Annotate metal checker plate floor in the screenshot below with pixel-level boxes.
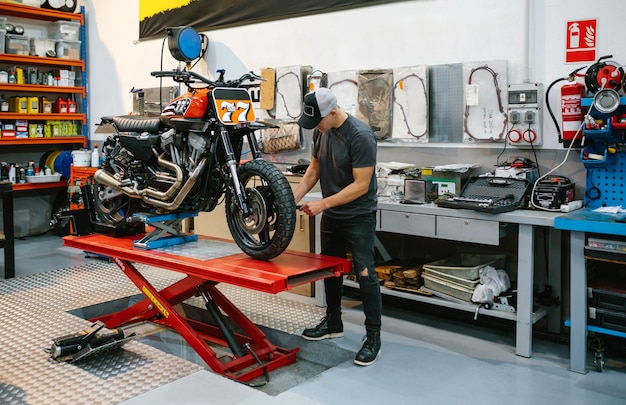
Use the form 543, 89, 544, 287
0, 242, 326, 405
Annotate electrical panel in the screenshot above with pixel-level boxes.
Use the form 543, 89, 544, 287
507, 83, 543, 147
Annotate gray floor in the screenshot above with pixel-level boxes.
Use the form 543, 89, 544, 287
3, 232, 626, 405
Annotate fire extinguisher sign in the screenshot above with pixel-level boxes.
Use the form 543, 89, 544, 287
566, 19, 597, 63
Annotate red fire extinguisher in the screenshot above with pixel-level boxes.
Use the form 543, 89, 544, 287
546, 66, 587, 148
560, 79, 585, 147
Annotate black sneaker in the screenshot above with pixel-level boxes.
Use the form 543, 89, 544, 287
302, 315, 343, 341
354, 331, 381, 366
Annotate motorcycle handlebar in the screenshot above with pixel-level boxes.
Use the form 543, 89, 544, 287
150, 70, 263, 88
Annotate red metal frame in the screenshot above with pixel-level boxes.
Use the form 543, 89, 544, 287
63, 234, 351, 382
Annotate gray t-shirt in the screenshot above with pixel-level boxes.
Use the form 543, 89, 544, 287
313, 114, 378, 219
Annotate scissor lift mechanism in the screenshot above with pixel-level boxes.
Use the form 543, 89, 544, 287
62, 234, 351, 383
129, 212, 198, 250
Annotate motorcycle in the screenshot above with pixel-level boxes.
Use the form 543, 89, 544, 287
89, 27, 296, 261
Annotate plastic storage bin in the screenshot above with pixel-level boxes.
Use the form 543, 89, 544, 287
29, 38, 56, 57
5, 34, 30, 55
48, 21, 80, 41
0, 29, 5, 54
610, 114, 626, 130
55, 40, 81, 60
582, 116, 614, 141
580, 143, 613, 169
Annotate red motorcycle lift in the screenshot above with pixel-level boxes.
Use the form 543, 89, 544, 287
63, 234, 351, 383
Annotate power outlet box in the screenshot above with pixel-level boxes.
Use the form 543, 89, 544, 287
507, 83, 543, 148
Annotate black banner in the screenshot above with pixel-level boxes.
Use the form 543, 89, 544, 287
139, 0, 411, 40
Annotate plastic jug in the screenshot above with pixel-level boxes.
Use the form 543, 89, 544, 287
53, 96, 67, 113
91, 144, 99, 167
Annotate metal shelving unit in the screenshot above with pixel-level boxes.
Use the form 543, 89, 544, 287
0, 3, 87, 191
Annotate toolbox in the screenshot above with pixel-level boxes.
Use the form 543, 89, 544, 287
587, 272, 626, 312
438, 177, 531, 214
588, 306, 626, 333
588, 287, 626, 312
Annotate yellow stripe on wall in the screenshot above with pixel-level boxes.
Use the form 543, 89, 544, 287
139, 0, 194, 20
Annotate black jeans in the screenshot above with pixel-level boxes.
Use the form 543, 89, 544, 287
320, 211, 381, 332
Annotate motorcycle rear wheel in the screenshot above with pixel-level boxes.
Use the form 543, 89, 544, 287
226, 160, 296, 261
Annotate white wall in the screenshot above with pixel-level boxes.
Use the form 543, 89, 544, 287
83, 0, 625, 152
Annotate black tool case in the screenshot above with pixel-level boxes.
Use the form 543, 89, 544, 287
438, 177, 531, 214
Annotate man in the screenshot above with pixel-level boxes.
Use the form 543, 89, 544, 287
293, 87, 382, 366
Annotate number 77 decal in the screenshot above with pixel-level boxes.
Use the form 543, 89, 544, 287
212, 88, 256, 124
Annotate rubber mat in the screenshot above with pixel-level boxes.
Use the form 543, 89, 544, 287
0, 260, 327, 405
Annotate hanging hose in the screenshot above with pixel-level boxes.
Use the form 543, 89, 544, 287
545, 66, 587, 143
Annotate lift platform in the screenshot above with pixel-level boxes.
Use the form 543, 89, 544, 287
62, 233, 351, 383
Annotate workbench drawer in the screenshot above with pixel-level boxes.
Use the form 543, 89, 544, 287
379, 210, 436, 237
436, 216, 500, 245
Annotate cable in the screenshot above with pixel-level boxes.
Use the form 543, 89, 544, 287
545, 76, 566, 140
584, 168, 601, 201
527, 123, 541, 178
529, 88, 604, 211
189, 33, 210, 71
496, 123, 510, 166
529, 125, 580, 212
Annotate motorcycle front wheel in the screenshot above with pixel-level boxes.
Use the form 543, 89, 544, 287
226, 160, 296, 261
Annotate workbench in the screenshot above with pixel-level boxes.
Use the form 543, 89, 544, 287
554, 208, 626, 373
305, 193, 563, 358
63, 233, 351, 382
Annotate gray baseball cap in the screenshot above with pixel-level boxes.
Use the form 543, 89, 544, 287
298, 88, 337, 129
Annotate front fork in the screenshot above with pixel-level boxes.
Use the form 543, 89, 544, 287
219, 127, 250, 215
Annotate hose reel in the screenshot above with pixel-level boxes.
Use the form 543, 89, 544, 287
585, 55, 624, 93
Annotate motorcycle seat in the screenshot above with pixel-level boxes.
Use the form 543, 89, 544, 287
101, 115, 163, 134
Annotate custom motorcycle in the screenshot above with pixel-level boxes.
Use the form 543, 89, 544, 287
90, 27, 296, 260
